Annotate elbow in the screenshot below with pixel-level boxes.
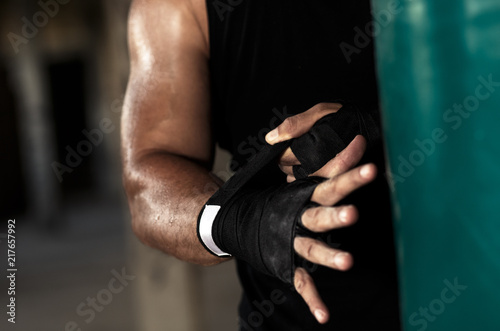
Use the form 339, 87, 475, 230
129, 206, 147, 245
127, 195, 165, 253
122, 165, 151, 247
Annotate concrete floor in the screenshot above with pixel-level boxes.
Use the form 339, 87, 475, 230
0, 194, 241, 331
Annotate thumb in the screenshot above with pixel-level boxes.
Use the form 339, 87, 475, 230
265, 103, 341, 145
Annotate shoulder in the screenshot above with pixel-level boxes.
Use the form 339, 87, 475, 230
128, 0, 209, 65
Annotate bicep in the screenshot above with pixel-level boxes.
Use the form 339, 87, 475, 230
122, 0, 212, 167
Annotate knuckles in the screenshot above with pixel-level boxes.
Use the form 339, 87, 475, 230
294, 268, 312, 294
302, 207, 323, 230
281, 116, 299, 134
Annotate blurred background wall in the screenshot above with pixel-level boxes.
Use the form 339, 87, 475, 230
0, 1, 240, 330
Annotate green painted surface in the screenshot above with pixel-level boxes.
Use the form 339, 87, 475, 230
372, 1, 500, 330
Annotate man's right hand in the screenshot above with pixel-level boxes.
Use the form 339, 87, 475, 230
265, 103, 377, 324
294, 159, 376, 324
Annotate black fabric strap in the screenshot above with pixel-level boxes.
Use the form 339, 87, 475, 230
290, 103, 380, 179
197, 103, 380, 285
212, 177, 323, 284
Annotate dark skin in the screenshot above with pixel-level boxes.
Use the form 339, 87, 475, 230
122, 0, 377, 324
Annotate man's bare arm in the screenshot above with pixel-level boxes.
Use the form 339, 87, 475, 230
121, 0, 224, 266
122, 0, 379, 323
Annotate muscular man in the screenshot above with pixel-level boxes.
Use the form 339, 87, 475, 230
121, 0, 400, 329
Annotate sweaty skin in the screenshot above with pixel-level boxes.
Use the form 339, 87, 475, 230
121, 0, 376, 324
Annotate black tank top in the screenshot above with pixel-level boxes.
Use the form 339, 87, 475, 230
206, 1, 401, 330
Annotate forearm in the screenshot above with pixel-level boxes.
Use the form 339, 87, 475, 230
123, 152, 227, 266
123, 0, 215, 265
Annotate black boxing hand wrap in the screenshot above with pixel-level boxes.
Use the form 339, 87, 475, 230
197, 102, 380, 285
213, 177, 324, 284
197, 141, 291, 258
290, 103, 380, 179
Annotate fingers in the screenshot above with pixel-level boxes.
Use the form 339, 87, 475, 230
294, 267, 330, 324
278, 147, 299, 181
277, 164, 297, 182
301, 205, 358, 232
279, 147, 299, 166
312, 135, 367, 179
294, 237, 353, 271
279, 135, 367, 182
311, 163, 377, 206
265, 103, 342, 145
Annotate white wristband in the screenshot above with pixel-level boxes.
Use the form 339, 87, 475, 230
199, 205, 231, 257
